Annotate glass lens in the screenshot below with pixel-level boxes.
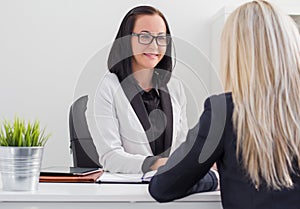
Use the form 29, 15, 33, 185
157, 36, 170, 46
139, 34, 153, 44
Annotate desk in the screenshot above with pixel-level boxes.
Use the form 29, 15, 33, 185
0, 183, 222, 209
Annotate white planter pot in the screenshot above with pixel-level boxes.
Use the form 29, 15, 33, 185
0, 146, 43, 191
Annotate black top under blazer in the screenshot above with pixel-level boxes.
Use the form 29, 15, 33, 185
149, 93, 300, 209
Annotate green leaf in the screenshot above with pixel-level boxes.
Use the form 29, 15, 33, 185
0, 117, 50, 147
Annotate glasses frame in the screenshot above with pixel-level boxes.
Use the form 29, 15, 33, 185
132, 32, 171, 46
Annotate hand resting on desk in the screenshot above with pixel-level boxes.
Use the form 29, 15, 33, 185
150, 157, 168, 171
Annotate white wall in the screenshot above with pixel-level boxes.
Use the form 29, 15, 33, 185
1, 0, 299, 167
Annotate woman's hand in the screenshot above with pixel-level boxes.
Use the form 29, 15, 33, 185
150, 157, 168, 170
211, 163, 220, 190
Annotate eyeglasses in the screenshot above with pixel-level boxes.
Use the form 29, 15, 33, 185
132, 32, 171, 46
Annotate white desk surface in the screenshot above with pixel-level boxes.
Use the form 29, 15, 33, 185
0, 182, 221, 202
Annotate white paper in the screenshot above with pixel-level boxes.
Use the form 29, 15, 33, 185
97, 171, 157, 183
97, 172, 143, 183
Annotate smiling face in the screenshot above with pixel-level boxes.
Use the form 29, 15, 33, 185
131, 14, 167, 73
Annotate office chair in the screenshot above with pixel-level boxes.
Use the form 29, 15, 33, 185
69, 95, 102, 168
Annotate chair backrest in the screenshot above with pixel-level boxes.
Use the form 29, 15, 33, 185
69, 95, 102, 168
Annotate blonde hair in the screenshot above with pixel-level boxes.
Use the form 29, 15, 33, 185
221, 0, 300, 189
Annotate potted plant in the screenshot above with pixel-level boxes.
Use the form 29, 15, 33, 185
0, 117, 50, 191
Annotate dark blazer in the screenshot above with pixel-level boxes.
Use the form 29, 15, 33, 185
149, 93, 300, 209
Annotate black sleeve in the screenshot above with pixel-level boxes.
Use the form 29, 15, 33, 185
149, 95, 227, 202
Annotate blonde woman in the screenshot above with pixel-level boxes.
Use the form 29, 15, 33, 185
149, 1, 300, 208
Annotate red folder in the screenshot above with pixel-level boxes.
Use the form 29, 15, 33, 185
39, 170, 103, 183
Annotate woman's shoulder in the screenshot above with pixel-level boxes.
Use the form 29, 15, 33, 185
95, 72, 121, 97
97, 72, 121, 90
100, 72, 120, 86
167, 76, 183, 88
205, 92, 233, 115
166, 76, 185, 97
208, 92, 232, 103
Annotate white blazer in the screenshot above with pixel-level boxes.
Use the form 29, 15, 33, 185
86, 72, 188, 173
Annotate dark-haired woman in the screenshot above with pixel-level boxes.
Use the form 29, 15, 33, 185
86, 5, 218, 192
